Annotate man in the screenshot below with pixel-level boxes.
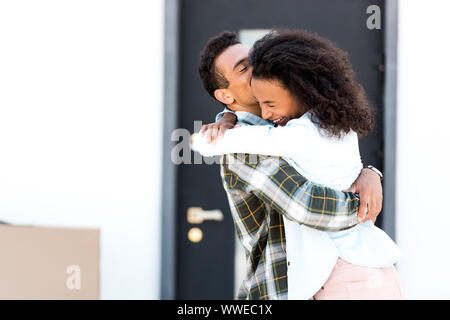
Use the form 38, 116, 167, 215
195, 31, 383, 299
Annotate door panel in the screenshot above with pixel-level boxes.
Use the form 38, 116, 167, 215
176, 0, 385, 299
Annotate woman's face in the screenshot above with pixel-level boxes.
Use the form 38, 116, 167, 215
251, 78, 306, 126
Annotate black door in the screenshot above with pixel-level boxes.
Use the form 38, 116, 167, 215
175, 0, 385, 299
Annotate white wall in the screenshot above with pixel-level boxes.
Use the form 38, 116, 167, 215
0, 0, 164, 299
396, 0, 450, 299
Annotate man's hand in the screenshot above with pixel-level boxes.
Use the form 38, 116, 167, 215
200, 112, 238, 143
344, 168, 383, 224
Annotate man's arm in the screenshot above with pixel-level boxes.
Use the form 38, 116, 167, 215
222, 153, 363, 232
344, 168, 383, 223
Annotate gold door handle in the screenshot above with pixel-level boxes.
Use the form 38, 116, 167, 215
187, 207, 224, 224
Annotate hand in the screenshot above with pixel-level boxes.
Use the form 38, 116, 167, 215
200, 112, 237, 144
343, 168, 383, 224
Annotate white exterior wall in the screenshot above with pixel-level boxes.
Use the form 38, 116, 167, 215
396, 0, 450, 299
0, 0, 164, 299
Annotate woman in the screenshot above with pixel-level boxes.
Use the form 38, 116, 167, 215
193, 29, 403, 300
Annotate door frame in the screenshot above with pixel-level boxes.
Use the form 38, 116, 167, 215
381, 0, 398, 240
160, 0, 179, 300
160, 0, 398, 300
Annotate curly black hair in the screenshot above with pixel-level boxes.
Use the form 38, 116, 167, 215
197, 31, 240, 100
250, 29, 374, 137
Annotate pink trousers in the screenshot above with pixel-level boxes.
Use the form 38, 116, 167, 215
313, 258, 404, 300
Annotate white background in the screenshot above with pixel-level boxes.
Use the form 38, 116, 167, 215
396, 0, 450, 299
0, 0, 164, 299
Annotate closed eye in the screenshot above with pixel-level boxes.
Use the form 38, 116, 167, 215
240, 66, 248, 73
262, 100, 276, 107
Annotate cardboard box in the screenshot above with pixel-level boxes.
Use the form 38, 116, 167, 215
0, 223, 100, 300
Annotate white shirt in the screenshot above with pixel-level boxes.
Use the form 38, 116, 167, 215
193, 111, 402, 299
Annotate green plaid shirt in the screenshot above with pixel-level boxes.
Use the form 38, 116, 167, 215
219, 111, 360, 300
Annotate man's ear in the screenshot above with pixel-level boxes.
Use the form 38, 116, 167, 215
214, 89, 234, 105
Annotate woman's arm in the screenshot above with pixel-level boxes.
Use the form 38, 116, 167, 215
199, 112, 238, 143
192, 121, 319, 162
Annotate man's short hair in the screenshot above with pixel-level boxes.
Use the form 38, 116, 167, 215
197, 31, 240, 99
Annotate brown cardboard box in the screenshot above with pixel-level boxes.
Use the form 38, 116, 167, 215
0, 224, 100, 300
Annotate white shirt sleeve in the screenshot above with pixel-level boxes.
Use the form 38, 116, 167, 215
191, 119, 320, 163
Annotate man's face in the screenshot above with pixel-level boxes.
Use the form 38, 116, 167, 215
215, 44, 259, 111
